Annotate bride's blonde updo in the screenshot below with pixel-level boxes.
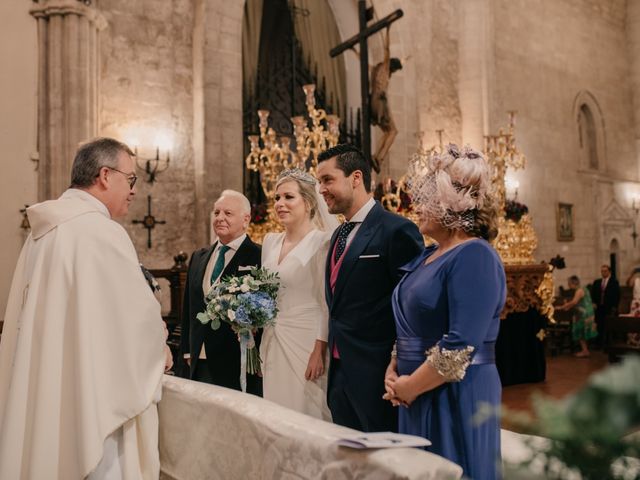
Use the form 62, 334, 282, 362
275, 168, 319, 221
407, 143, 498, 241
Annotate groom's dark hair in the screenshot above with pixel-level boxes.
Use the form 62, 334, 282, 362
317, 144, 372, 193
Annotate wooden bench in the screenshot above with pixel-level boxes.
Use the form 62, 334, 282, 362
545, 290, 575, 356
149, 252, 188, 371
604, 315, 640, 362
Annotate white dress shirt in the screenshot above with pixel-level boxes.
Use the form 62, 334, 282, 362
343, 197, 375, 249
201, 233, 247, 294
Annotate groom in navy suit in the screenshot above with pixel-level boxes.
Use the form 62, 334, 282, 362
317, 144, 424, 432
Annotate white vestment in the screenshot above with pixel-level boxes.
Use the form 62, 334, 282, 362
260, 230, 332, 420
0, 189, 166, 480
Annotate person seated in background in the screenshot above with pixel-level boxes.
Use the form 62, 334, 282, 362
624, 268, 640, 346
556, 275, 598, 357
625, 267, 640, 316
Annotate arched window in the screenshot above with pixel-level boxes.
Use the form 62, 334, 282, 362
578, 104, 599, 170
573, 91, 606, 171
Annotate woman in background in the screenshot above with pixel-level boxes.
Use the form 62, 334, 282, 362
556, 275, 597, 357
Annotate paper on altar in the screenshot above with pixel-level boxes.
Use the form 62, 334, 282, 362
337, 432, 431, 449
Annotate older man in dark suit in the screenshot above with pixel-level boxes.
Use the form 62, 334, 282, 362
317, 144, 424, 432
180, 190, 262, 395
591, 264, 620, 347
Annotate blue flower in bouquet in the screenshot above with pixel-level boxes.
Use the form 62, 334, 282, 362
234, 305, 252, 326
246, 291, 276, 314
196, 266, 281, 390
198, 267, 280, 332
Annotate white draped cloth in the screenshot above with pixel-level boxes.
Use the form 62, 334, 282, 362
260, 229, 332, 420
0, 189, 166, 480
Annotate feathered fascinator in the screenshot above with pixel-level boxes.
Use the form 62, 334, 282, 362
406, 143, 491, 230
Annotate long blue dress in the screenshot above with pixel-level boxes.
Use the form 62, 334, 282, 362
392, 239, 506, 480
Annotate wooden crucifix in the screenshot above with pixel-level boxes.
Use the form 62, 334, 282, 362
330, 1, 403, 173
132, 195, 166, 248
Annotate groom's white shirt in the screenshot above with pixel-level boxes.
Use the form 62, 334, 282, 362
343, 197, 375, 248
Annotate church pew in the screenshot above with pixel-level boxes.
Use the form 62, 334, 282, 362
158, 375, 463, 480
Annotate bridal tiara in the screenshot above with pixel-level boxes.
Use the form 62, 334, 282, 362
277, 168, 317, 185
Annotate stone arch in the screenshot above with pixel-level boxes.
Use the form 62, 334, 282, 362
573, 90, 606, 172
195, 0, 412, 245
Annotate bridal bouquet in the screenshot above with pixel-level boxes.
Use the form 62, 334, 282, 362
197, 267, 280, 392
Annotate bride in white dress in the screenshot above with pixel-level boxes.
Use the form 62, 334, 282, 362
260, 169, 338, 420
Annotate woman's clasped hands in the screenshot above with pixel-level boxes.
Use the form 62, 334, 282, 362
383, 359, 420, 407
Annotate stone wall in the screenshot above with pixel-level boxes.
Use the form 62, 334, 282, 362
0, 1, 38, 320
489, 0, 638, 286
99, 0, 198, 268
3, 0, 640, 320
361, 0, 463, 182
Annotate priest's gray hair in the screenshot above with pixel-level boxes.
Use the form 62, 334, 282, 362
71, 137, 134, 188
217, 189, 251, 214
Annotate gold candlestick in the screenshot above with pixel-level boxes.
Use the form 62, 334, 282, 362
245, 85, 341, 241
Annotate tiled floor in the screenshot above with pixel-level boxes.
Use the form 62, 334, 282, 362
501, 351, 609, 420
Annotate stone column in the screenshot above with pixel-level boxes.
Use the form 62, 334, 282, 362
627, 0, 640, 176
197, 0, 244, 246
458, 0, 495, 148
30, 0, 106, 201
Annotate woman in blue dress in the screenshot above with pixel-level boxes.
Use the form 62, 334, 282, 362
384, 144, 506, 480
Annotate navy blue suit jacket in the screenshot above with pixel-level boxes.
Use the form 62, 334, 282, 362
325, 201, 424, 431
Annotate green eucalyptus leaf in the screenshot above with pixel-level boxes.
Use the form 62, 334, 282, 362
196, 312, 209, 325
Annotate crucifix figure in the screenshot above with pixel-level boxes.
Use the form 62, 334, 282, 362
132, 195, 166, 248
330, 1, 404, 174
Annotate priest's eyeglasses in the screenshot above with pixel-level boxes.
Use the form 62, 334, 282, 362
104, 167, 138, 189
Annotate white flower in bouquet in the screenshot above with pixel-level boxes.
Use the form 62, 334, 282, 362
196, 267, 280, 392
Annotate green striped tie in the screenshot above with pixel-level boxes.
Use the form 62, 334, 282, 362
210, 245, 230, 284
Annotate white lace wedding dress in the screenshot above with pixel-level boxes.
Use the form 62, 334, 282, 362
260, 229, 332, 420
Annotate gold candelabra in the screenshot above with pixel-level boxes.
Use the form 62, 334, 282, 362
245, 84, 340, 241
484, 111, 526, 214
292, 84, 341, 176
484, 112, 554, 322
485, 112, 537, 265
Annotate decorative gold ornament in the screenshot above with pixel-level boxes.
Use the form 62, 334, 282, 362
502, 264, 550, 319
245, 84, 340, 242
536, 329, 547, 342
484, 112, 555, 323
485, 112, 538, 265
536, 264, 556, 324
493, 215, 538, 265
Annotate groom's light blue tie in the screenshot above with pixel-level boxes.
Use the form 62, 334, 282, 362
210, 245, 231, 285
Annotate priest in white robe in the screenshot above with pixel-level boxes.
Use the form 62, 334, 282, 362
0, 137, 170, 479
